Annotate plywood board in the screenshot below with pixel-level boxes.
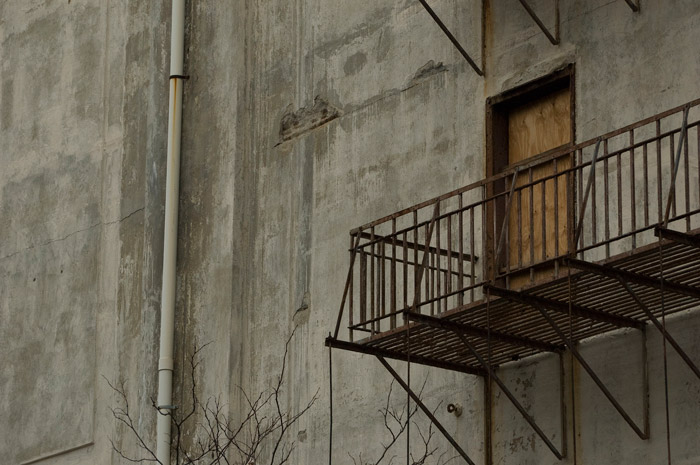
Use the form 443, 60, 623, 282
506, 88, 571, 287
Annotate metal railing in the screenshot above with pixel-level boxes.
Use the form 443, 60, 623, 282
333, 98, 700, 342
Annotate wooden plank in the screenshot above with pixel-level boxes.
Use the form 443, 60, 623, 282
507, 87, 572, 288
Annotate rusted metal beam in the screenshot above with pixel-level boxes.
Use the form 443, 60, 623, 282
615, 279, 700, 380
416, 0, 484, 76
623, 0, 640, 12
485, 285, 644, 329
654, 227, 700, 249
406, 311, 563, 353
451, 331, 565, 459
517, 0, 560, 45
532, 302, 649, 440
325, 337, 485, 376
565, 257, 700, 300
376, 356, 478, 465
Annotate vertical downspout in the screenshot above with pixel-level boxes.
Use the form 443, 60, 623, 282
156, 0, 185, 463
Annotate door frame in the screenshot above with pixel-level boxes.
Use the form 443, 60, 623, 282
484, 64, 576, 283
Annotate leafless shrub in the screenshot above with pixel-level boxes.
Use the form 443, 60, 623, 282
106, 327, 318, 465
348, 379, 457, 465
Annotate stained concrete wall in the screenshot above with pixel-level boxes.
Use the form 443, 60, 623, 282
1, 1, 168, 463
1, 1, 699, 464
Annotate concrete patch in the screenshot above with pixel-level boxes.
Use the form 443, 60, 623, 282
279, 96, 341, 143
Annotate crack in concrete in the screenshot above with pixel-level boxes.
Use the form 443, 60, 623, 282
0, 206, 145, 262
341, 65, 449, 118
274, 64, 450, 148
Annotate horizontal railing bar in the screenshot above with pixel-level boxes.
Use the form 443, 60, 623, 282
354, 119, 699, 249
351, 99, 700, 233
357, 249, 472, 278
357, 231, 477, 262
350, 282, 486, 329
349, 307, 406, 329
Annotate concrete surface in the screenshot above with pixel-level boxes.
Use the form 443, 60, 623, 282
1, 0, 699, 464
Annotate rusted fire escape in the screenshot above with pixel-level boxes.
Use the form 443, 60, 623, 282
326, 2, 697, 464
326, 99, 700, 463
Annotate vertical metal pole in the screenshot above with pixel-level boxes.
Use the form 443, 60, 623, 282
559, 352, 568, 458
328, 343, 333, 465
484, 375, 493, 465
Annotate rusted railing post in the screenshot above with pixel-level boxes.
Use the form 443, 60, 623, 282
409, 202, 441, 318
663, 106, 690, 228
494, 167, 520, 278
572, 139, 602, 252
334, 233, 362, 339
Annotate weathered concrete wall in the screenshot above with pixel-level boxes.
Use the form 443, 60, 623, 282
1, 1, 169, 464
1, 1, 699, 464
221, 1, 700, 464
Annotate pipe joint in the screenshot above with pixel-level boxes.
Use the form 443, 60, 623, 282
159, 357, 174, 371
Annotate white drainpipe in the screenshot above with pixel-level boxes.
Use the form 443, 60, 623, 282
156, 0, 185, 463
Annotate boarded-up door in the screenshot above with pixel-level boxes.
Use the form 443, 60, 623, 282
506, 87, 572, 287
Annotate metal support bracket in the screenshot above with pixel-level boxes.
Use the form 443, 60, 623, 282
417, 0, 484, 76
450, 330, 566, 459
376, 356, 478, 465
526, 300, 649, 440
614, 279, 700, 380
517, 0, 560, 45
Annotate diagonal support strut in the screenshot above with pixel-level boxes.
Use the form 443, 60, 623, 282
614, 279, 700, 380
376, 356, 477, 465
623, 0, 640, 12
529, 301, 649, 439
416, 0, 484, 76
450, 330, 565, 459
517, 0, 560, 45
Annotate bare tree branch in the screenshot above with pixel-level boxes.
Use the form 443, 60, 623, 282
106, 328, 316, 465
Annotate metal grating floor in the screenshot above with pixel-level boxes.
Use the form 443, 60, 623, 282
353, 229, 700, 374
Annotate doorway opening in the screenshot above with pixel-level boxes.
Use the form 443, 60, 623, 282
486, 65, 575, 288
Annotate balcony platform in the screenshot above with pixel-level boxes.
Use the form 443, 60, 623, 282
328, 227, 700, 375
